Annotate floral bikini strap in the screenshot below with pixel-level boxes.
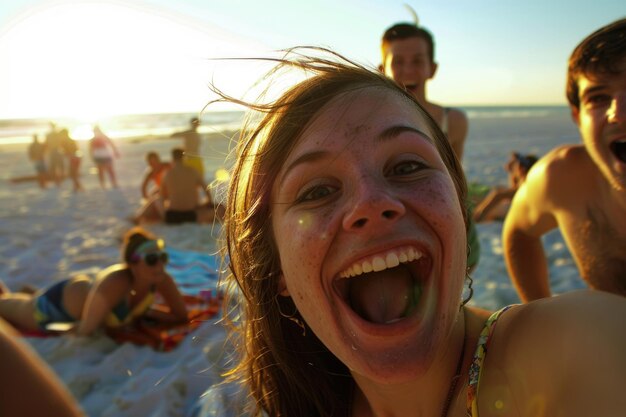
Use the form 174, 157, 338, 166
466, 305, 514, 416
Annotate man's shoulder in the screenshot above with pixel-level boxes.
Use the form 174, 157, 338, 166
540, 145, 597, 184
520, 144, 598, 210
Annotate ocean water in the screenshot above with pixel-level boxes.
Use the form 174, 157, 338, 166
0, 110, 246, 144
0, 105, 580, 181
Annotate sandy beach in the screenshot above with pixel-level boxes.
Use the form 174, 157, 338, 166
0, 108, 586, 416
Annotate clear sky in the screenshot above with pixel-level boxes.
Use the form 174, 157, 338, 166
0, 0, 624, 119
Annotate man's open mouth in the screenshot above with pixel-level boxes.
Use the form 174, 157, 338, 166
610, 139, 626, 163
334, 246, 431, 324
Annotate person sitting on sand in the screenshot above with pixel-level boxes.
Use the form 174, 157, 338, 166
89, 125, 120, 188
212, 48, 626, 417
141, 152, 171, 199
133, 152, 171, 224
161, 148, 222, 224
171, 117, 204, 179
503, 18, 626, 302
0, 227, 187, 336
28, 134, 48, 189
472, 152, 538, 222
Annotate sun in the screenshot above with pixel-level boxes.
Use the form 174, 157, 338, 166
0, 1, 270, 120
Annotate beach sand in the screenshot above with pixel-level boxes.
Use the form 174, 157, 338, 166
0, 114, 586, 416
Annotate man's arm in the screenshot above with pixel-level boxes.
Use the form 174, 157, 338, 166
502, 161, 558, 302
140, 171, 153, 199
202, 182, 214, 206
472, 186, 516, 222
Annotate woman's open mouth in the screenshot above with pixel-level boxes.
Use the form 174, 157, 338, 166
334, 246, 432, 325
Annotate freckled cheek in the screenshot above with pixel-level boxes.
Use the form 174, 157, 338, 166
411, 182, 464, 230
276, 210, 336, 288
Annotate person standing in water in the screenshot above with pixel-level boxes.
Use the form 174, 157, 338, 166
89, 125, 120, 188
28, 134, 48, 189
171, 117, 204, 179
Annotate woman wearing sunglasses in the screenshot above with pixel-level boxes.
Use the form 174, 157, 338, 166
0, 227, 188, 336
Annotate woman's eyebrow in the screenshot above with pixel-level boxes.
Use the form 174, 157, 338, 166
379, 125, 429, 141
279, 150, 330, 185
278, 125, 429, 185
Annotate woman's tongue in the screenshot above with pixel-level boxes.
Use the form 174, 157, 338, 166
349, 266, 413, 324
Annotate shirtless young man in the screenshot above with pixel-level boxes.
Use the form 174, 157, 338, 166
503, 18, 626, 302
379, 23, 479, 270
379, 23, 468, 160
161, 148, 219, 224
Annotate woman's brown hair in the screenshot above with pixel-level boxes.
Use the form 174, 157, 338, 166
215, 47, 468, 416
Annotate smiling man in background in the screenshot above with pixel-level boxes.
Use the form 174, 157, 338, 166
503, 18, 626, 302
379, 22, 480, 272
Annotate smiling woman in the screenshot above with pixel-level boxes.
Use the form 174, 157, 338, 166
213, 48, 626, 417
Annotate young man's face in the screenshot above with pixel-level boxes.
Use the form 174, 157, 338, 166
382, 37, 437, 96
572, 59, 626, 191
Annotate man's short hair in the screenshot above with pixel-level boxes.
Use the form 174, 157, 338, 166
381, 23, 435, 63
171, 147, 185, 161
566, 18, 626, 109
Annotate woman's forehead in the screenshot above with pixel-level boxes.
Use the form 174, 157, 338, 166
295, 87, 430, 147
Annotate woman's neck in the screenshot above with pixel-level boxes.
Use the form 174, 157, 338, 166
126, 267, 153, 298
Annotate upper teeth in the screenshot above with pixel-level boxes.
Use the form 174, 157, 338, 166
339, 246, 423, 278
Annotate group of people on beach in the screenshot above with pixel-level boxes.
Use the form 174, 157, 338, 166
1, 14, 625, 417
133, 117, 224, 225
27, 123, 120, 191
26, 115, 224, 226
27, 123, 84, 191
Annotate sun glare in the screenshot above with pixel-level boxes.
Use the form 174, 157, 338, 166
70, 124, 95, 141
0, 1, 269, 120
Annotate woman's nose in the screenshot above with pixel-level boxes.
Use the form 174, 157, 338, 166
342, 180, 406, 231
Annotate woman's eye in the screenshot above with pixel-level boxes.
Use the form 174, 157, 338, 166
390, 160, 425, 176
296, 184, 335, 203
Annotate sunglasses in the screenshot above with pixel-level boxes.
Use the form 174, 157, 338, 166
135, 251, 169, 266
